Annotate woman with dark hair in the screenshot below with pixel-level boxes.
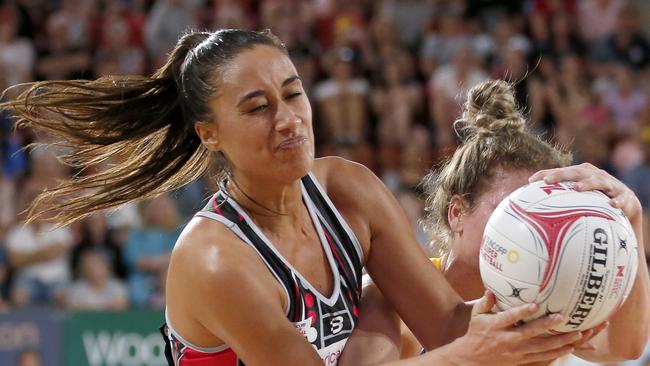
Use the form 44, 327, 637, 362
2, 30, 585, 365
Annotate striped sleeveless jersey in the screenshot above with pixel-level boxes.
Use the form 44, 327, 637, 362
161, 172, 364, 366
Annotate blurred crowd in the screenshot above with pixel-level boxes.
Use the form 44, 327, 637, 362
0, 0, 648, 314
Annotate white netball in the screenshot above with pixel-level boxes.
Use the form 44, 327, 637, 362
479, 180, 638, 332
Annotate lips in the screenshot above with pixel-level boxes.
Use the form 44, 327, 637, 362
277, 136, 308, 150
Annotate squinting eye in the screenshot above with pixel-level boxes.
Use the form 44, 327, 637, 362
286, 92, 303, 99
249, 105, 268, 113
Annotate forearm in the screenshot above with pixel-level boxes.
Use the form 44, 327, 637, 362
368, 255, 469, 350
375, 337, 475, 366
9, 249, 51, 267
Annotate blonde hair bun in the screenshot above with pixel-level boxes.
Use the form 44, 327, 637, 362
457, 79, 525, 137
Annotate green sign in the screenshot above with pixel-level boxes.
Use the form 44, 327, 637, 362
64, 310, 166, 366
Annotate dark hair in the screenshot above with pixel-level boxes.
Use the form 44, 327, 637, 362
1, 29, 286, 225
421, 80, 572, 256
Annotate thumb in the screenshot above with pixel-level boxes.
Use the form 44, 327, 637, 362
472, 290, 496, 316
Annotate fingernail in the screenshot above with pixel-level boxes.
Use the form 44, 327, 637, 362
527, 303, 538, 311
553, 314, 566, 323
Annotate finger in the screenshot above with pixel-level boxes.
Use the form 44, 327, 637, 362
519, 331, 583, 354
572, 329, 594, 349
472, 290, 496, 316
610, 193, 641, 220
590, 321, 609, 339
529, 169, 558, 183
575, 322, 609, 351
573, 175, 618, 196
512, 313, 566, 339
529, 164, 596, 184
522, 345, 575, 364
492, 302, 539, 328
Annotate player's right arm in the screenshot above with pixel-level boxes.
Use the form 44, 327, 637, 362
167, 218, 324, 366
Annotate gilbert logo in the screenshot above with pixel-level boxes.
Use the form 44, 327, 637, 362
294, 318, 317, 343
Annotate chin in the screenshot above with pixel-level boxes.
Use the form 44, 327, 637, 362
277, 154, 314, 182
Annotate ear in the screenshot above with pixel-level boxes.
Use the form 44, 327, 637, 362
194, 121, 220, 152
448, 195, 468, 235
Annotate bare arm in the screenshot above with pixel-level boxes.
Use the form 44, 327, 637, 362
8, 244, 68, 268
328, 160, 468, 349
530, 163, 650, 361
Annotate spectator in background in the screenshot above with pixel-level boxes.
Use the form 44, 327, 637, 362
379, 0, 435, 51
124, 194, 180, 308
362, 15, 414, 83
617, 137, 650, 222
6, 189, 73, 307
0, 5, 35, 87
578, 0, 624, 44
144, 0, 197, 68
93, 15, 146, 76
35, 11, 93, 80
70, 213, 127, 280
591, 3, 650, 71
541, 54, 595, 145
66, 249, 127, 310
15, 350, 42, 366
314, 47, 369, 145
260, 0, 315, 52
212, 0, 254, 30
602, 63, 647, 137
398, 125, 433, 189
429, 42, 488, 148
481, 14, 531, 72
377, 143, 402, 193
396, 189, 427, 246
546, 11, 585, 60
370, 58, 422, 145
48, 0, 95, 49
314, 0, 365, 50
420, 10, 471, 78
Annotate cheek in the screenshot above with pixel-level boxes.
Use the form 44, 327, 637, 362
463, 208, 493, 258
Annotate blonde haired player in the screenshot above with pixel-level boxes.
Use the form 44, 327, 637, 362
340, 80, 650, 366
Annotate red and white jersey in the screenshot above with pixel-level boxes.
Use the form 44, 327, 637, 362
161, 172, 364, 366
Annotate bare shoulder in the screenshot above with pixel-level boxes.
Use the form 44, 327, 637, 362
312, 157, 389, 257
312, 156, 390, 214
167, 217, 287, 317
313, 156, 380, 194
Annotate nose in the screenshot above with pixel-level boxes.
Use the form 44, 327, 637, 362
274, 99, 301, 133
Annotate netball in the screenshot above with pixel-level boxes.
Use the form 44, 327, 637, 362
480, 180, 638, 332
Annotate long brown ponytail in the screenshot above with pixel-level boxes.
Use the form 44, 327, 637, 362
1, 29, 286, 225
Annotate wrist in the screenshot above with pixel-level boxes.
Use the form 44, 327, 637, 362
437, 337, 477, 366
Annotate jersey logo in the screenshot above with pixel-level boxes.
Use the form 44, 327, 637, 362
295, 318, 318, 343
330, 316, 344, 335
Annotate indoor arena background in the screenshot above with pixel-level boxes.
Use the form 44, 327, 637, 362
0, 0, 649, 365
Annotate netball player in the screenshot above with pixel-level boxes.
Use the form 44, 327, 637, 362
340, 80, 650, 365
2, 31, 587, 365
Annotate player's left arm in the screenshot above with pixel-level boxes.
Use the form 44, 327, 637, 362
530, 163, 650, 362
323, 157, 471, 350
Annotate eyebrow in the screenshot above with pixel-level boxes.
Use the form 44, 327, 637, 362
237, 75, 301, 106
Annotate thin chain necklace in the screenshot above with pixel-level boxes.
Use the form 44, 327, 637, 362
219, 177, 290, 217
